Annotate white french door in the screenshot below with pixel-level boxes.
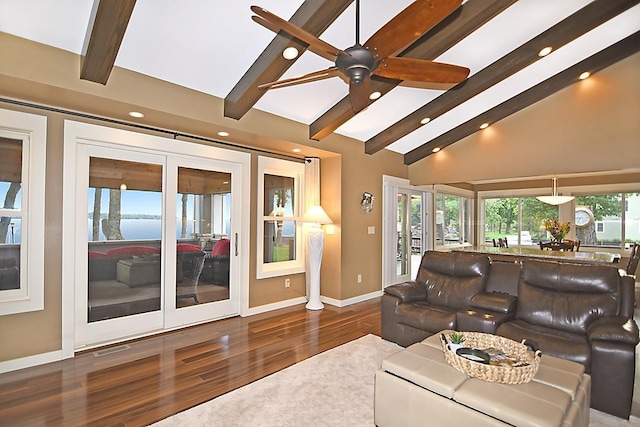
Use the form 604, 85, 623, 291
382, 176, 433, 288
66, 122, 249, 350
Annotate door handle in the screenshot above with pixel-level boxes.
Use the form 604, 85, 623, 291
235, 233, 238, 256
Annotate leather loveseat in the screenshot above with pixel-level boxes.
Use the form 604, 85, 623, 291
381, 250, 639, 419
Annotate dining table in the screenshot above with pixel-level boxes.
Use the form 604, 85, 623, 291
453, 246, 621, 266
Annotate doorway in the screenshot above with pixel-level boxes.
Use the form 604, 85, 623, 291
63, 121, 250, 350
382, 176, 433, 288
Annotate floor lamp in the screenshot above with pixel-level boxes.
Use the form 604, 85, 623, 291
301, 205, 332, 310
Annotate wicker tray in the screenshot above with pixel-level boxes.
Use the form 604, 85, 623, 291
440, 332, 542, 384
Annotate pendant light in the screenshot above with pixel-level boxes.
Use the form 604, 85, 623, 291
536, 177, 574, 205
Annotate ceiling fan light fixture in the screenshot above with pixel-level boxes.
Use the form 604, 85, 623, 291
420, 117, 431, 125
579, 71, 591, 80
538, 46, 553, 57
536, 177, 575, 205
282, 47, 299, 60
369, 91, 381, 100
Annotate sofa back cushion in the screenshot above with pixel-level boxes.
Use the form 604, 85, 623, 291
485, 261, 521, 296
517, 260, 620, 335
417, 251, 490, 309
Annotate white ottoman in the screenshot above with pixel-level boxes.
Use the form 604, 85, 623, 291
375, 330, 590, 427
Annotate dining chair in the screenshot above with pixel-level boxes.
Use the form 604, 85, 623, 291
563, 239, 581, 252
492, 238, 498, 248
540, 241, 575, 251
499, 237, 508, 248
627, 242, 640, 275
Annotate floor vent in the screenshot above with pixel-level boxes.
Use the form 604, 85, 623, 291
93, 344, 131, 357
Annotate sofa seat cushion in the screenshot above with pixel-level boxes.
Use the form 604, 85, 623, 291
497, 320, 591, 371
397, 302, 457, 333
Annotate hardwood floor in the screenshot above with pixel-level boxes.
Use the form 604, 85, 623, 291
0, 298, 382, 427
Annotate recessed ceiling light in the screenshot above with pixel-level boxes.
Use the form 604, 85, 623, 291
538, 46, 553, 57
128, 111, 144, 118
223, 181, 229, 185
217, 131, 230, 137
579, 71, 591, 80
369, 91, 381, 100
420, 117, 431, 125
282, 47, 299, 60
292, 148, 302, 153
480, 122, 489, 129
120, 183, 127, 190
432, 147, 441, 153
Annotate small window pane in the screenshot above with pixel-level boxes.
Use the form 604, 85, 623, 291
0, 138, 22, 291
436, 193, 471, 246
625, 193, 640, 246
263, 220, 297, 262
575, 194, 622, 247
264, 174, 294, 217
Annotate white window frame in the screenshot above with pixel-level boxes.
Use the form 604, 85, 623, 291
256, 156, 305, 279
0, 109, 46, 315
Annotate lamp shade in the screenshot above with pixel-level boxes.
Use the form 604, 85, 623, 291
536, 177, 574, 205
301, 205, 332, 224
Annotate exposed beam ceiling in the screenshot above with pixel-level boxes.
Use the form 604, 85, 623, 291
223, 0, 353, 120
367, 0, 639, 156
80, 0, 136, 85
404, 31, 640, 164
309, 0, 517, 141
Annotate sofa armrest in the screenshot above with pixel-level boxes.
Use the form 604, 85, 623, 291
384, 281, 427, 303
588, 316, 640, 346
469, 292, 517, 314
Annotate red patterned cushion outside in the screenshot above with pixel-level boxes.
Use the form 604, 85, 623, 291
105, 246, 160, 258
177, 243, 202, 253
211, 238, 230, 256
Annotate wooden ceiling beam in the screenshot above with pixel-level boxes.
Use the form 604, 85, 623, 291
309, 0, 517, 141
224, 0, 353, 121
404, 31, 640, 165
367, 0, 639, 155
80, 0, 137, 85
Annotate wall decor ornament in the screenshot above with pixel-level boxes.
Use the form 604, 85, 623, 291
361, 192, 374, 214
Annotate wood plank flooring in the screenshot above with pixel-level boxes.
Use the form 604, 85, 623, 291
0, 298, 382, 427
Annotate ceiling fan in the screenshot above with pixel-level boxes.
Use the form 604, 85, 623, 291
251, 0, 470, 113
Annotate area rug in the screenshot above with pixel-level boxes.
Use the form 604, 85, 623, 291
152, 334, 640, 426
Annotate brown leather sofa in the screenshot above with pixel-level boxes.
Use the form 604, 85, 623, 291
381, 250, 639, 419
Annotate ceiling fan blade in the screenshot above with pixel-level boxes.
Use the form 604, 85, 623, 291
251, 16, 336, 62
258, 67, 341, 90
374, 57, 470, 83
251, 5, 347, 60
364, 0, 462, 60
349, 75, 371, 113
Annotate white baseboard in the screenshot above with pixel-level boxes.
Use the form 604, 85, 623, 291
321, 290, 382, 308
243, 296, 308, 316
0, 350, 63, 374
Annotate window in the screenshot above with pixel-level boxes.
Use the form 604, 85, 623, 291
575, 193, 639, 248
483, 197, 558, 246
435, 193, 472, 247
0, 109, 46, 315
257, 157, 305, 278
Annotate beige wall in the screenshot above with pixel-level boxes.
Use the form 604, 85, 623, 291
408, 52, 640, 185
0, 33, 408, 362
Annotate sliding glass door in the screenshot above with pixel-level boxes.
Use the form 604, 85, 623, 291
74, 141, 245, 347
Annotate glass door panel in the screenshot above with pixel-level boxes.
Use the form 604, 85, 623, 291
87, 157, 164, 322
164, 157, 241, 328
396, 190, 426, 283
175, 167, 231, 309
76, 146, 166, 347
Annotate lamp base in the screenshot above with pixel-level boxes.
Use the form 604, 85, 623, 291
305, 300, 324, 310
